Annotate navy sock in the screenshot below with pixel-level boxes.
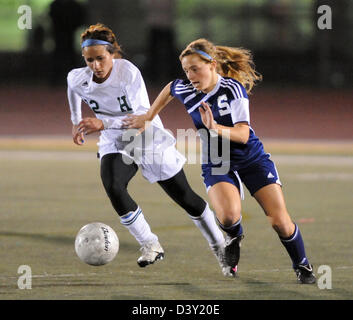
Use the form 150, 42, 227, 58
280, 223, 309, 268
218, 217, 243, 238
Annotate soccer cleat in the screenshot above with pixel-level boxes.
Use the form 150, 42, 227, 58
294, 264, 316, 284
137, 240, 164, 267
211, 243, 234, 277
224, 234, 244, 277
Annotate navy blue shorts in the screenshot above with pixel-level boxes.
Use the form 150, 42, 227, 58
202, 154, 282, 197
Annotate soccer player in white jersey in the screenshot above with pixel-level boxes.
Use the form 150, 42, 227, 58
124, 38, 316, 283
67, 24, 235, 275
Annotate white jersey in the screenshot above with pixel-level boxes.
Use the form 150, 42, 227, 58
67, 59, 185, 182
67, 58, 164, 127
67, 59, 168, 150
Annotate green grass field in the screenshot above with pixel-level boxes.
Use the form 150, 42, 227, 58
0, 139, 352, 300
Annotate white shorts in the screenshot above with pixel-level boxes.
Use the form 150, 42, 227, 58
97, 126, 186, 183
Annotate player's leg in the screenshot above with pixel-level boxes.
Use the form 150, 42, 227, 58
253, 184, 315, 283
100, 153, 138, 215
244, 155, 316, 284
253, 184, 294, 237
100, 152, 164, 267
207, 180, 244, 276
157, 168, 225, 251
208, 181, 242, 230
149, 144, 228, 275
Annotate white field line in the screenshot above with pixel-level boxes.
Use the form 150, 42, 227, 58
0, 266, 352, 280
1, 150, 353, 167
284, 173, 353, 181
271, 155, 353, 167
0, 150, 95, 161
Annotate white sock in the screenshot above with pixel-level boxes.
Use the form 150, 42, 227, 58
120, 207, 158, 245
189, 203, 225, 249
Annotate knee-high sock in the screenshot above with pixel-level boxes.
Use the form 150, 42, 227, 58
189, 203, 225, 249
280, 223, 309, 268
120, 206, 158, 245
217, 216, 243, 238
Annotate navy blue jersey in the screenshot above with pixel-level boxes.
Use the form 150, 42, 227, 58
170, 75, 266, 170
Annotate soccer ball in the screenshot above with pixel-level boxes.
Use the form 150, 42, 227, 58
75, 222, 119, 266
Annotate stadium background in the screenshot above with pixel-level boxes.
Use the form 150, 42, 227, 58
0, 0, 352, 142
0, 0, 352, 301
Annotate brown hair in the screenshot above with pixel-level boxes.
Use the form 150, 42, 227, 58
80, 23, 122, 58
180, 38, 262, 93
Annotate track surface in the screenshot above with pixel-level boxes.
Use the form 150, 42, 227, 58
1, 85, 352, 140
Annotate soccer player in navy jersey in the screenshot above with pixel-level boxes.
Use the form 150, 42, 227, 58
124, 38, 316, 283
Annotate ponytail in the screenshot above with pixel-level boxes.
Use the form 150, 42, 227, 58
215, 46, 262, 93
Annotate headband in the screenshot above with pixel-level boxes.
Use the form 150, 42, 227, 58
81, 39, 112, 48
193, 49, 213, 61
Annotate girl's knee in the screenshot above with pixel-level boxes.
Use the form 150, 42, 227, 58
271, 217, 295, 238
104, 181, 126, 199
216, 208, 241, 227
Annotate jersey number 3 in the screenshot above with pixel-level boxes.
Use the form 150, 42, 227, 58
217, 94, 231, 116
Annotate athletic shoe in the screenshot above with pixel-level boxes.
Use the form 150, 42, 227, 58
211, 243, 234, 277
294, 264, 316, 284
137, 240, 164, 267
224, 234, 244, 277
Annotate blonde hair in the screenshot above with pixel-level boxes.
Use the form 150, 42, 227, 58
180, 38, 262, 93
81, 23, 122, 58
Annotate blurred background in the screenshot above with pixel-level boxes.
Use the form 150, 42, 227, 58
0, 0, 352, 143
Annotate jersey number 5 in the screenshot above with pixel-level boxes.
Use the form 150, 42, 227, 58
217, 94, 231, 116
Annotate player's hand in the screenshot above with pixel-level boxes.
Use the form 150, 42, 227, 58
78, 117, 104, 135
122, 113, 151, 135
199, 102, 217, 130
72, 124, 85, 146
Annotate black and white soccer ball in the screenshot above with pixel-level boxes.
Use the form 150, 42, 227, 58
75, 222, 119, 266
